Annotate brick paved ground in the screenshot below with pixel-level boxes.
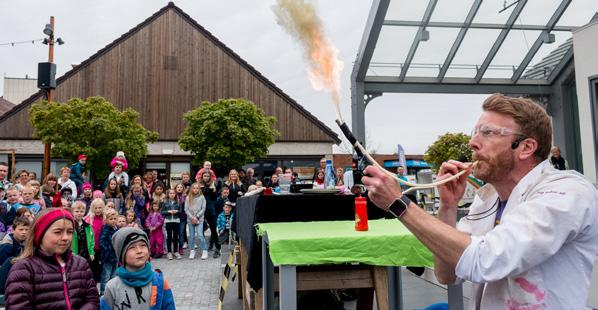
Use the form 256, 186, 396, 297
151, 230, 232, 310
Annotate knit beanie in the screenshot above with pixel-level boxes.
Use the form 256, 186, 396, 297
34, 208, 76, 246
82, 183, 92, 191
112, 227, 149, 265
93, 190, 103, 199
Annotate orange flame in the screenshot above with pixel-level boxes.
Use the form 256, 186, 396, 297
272, 0, 344, 116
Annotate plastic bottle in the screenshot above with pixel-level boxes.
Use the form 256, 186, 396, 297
355, 196, 368, 231
324, 159, 336, 189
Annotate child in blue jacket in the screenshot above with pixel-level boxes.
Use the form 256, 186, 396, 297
217, 202, 235, 245
99, 208, 119, 295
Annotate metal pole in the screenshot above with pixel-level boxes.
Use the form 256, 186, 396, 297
42, 16, 55, 179
262, 236, 274, 310
387, 266, 403, 310
351, 80, 367, 147
447, 284, 464, 310
279, 266, 297, 309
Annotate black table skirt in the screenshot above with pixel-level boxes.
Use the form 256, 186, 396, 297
236, 193, 391, 290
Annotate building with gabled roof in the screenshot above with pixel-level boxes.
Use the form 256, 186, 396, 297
0, 97, 15, 117
0, 2, 340, 183
2, 76, 38, 105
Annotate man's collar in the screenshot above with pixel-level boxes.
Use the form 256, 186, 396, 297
476, 160, 548, 202
508, 160, 549, 200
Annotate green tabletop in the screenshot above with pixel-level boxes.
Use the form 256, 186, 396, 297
256, 219, 433, 267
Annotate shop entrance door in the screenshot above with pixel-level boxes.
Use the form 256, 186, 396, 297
146, 162, 168, 188
170, 163, 191, 188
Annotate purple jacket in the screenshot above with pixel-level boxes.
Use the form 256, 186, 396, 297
5, 249, 99, 309
146, 212, 164, 230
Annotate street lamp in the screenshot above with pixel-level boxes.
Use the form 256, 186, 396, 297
43, 24, 53, 36
38, 16, 64, 179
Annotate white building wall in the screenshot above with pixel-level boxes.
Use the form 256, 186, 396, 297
3, 77, 38, 104
267, 142, 332, 156
0, 139, 332, 157
573, 20, 598, 184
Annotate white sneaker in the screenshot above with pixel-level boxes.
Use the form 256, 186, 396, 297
189, 250, 196, 259
201, 250, 208, 260
183, 242, 188, 249
167, 253, 173, 260
174, 252, 182, 260
194, 244, 198, 249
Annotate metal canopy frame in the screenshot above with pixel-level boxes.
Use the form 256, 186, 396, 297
511, 0, 571, 82
399, 0, 437, 82
438, 0, 482, 81
350, 0, 579, 145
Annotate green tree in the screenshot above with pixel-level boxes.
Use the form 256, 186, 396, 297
424, 132, 472, 172
30, 96, 159, 181
178, 98, 280, 169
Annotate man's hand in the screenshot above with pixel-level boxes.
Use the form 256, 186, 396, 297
436, 160, 472, 211
361, 166, 403, 211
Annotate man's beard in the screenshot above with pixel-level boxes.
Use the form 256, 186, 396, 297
472, 147, 515, 183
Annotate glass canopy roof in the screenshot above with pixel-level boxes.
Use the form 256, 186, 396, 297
363, 0, 595, 84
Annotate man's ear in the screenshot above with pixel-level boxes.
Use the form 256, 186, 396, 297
518, 138, 538, 161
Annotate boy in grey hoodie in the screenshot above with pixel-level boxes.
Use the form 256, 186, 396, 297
100, 227, 175, 310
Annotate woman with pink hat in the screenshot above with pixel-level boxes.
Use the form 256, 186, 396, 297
110, 151, 128, 171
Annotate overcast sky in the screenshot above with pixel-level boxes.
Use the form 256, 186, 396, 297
0, 0, 594, 154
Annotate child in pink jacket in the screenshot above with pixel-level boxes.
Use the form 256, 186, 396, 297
146, 200, 165, 258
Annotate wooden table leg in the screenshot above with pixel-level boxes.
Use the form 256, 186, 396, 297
236, 246, 243, 300
254, 289, 262, 310
239, 243, 250, 310
373, 266, 390, 310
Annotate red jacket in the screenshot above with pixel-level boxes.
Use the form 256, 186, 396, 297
52, 192, 62, 208
195, 168, 217, 182
5, 249, 99, 309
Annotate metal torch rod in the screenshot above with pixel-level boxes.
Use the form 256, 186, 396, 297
334, 119, 476, 194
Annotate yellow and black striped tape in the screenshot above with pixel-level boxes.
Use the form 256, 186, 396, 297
217, 250, 239, 309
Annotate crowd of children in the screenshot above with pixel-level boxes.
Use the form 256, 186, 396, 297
0, 156, 254, 309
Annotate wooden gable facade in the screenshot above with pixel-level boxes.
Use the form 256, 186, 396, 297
0, 2, 339, 144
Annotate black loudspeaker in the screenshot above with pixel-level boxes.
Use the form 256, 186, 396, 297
37, 62, 57, 89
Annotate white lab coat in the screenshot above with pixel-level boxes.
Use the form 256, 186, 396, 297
455, 160, 598, 309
